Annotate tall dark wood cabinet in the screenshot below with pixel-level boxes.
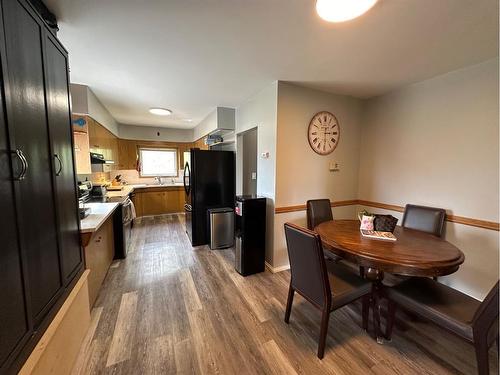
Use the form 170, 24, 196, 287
44, 31, 83, 286
0, 0, 84, 373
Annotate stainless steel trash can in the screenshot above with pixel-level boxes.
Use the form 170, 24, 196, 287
208, 208, 234, 249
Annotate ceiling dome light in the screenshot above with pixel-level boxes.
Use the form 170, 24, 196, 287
149, 107, 172, 116
316, 0, 378, 23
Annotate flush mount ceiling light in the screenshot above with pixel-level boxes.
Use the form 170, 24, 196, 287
149, 107, 172, 116
316, 0, 378, 22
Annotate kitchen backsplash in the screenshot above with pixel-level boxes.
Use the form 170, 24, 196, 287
77, 172, 111, 184
110, 169, 184, 185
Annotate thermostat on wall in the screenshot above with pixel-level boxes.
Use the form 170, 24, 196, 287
329, 161, 340, 171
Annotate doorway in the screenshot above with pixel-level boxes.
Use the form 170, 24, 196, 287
238, 128, 257, 196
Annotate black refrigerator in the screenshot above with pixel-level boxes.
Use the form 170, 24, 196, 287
184, 149, 235, 246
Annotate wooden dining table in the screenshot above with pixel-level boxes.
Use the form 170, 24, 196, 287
315, 219, 465, 342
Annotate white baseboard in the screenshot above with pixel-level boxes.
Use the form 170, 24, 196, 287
265, 261, 290, 273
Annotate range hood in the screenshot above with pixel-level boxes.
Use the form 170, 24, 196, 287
194, 107, 235, 146
90, 152, 115, 165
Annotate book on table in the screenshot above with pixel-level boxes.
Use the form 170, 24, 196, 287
360, 229, 397, 241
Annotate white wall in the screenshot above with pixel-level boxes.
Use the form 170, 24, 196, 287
358, 58, 499, 299
194, 109, 217, 141
193, 107, 235, 141
273, 82, 364, 268
70, 83, 88, 114
70, 83, 120, 136
86, 88, 120, 136
118, 124, 193, 142
236, 82, 278, 264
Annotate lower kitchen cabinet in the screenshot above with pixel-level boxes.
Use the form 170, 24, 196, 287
83, 218, 115, 307
131, 187, 184, 217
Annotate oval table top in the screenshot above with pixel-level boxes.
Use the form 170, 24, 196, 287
315, 220, 465, 277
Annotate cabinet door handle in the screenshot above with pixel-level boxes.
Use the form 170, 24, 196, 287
11, 149, 27, 181
54, 154, 63, 176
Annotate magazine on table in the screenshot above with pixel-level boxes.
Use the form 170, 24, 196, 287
360, 229, 397, 241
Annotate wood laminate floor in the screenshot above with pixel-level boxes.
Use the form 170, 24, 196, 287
73, 214, 498, 375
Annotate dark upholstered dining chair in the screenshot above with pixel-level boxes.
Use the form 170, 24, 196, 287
401, 204, 447, 281
306, 199, 343, 263
283, 222, 371, 359
385, 278, 499, 375
401, 204, 446, 237
306, 199, 333, 230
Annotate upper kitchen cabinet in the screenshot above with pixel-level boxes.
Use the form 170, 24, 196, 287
0, 0, 83, 372
71, 114, 120, 173
88, 116, 119, 164
118, 139, 138, 170
72, 115, 92, 174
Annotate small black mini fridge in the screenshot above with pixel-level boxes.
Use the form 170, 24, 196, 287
235, 195, 266, 276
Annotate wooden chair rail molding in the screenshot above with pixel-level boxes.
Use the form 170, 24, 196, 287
275, 199, 499, 231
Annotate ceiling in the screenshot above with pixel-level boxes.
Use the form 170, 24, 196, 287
46, 0, 498, 129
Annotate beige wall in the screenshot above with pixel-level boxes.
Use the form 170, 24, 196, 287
358, 58, 499, 299
236, 82, 278, 264
276, 82, 364, 206
272, 82, 364, 268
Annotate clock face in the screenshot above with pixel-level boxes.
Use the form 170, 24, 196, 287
307, 111, 340, 155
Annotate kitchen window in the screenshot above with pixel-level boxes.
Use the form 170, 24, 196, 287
139, 148, 178, 177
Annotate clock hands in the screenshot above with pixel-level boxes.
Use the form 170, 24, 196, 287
309, 112, 339, 154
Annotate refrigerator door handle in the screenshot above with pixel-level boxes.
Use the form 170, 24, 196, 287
183, 162, 191, 196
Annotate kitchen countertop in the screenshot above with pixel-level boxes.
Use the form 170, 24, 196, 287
80, 202, 120, 234
86, 183, 184, 206
106, 184, 135, 200
130, 183, 184, 189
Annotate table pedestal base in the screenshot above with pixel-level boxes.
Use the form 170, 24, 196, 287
366, 267, 385, 344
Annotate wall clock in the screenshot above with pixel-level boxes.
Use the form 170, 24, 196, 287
307, 111, 340, 155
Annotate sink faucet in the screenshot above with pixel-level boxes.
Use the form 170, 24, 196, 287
155, 176, 162, 185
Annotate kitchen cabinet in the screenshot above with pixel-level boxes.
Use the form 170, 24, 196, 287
4, 0, 63, 325
72, 114, 89, 133
0, 0, 84, 372
193, 136, 209, 150
72, 114, 92, 174
141, 191, 168, 216
83, 217, 114, 306
44, 31, 83, 285
132, 187, 184, 217
88, 116, 119, 164
0, 49, 30, 373
118, 139, 137, 170
74, 131, 92, 174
